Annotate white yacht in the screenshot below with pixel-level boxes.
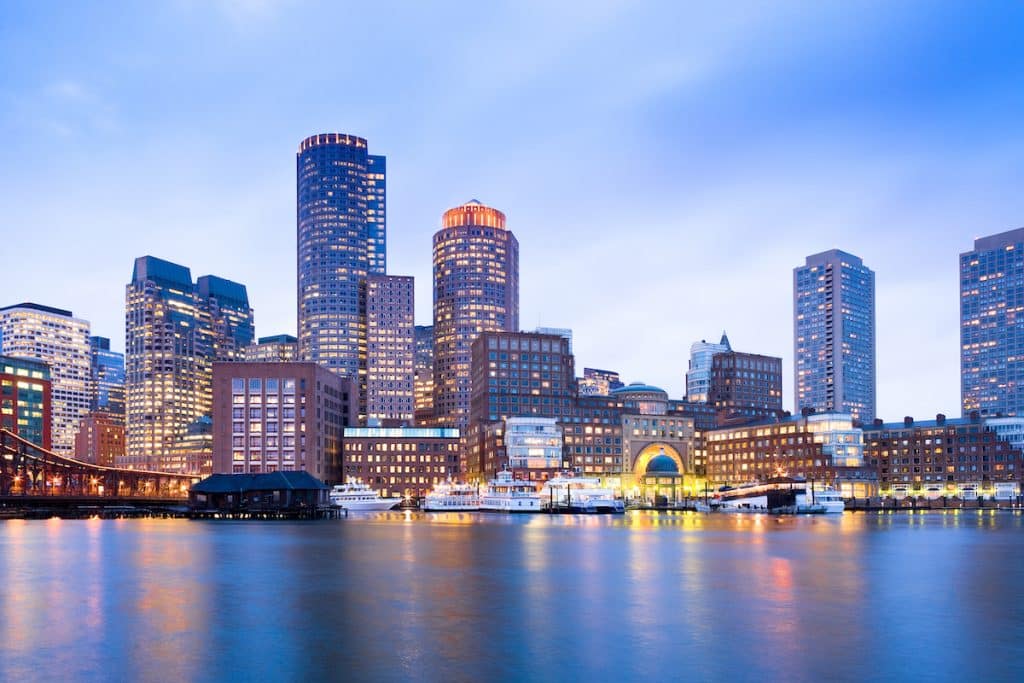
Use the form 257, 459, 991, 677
715, 479, 844, 514
539, 474, 625, 513
329, 482, 400, 511
479, 470, 543, 513
422, 480, 480, 511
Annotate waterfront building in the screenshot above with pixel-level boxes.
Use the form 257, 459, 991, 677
0, 303, 91, 456
686, 333, 731, 403
794, 250, 876, 422
505, 417, 563, 470
413, 325, 434, 424
365, 274, 414, 424
984, 416, 1024, 452
74, 412, 125, 467
705, 412, 877, 497
708, 350, 783, 425
0, 355, 51, 449
212, 361, 357, 482
296, 133, 382, 378
189, 471, 330, 512
341, 426, 460, 498
577, 367, 624, 396
240, 335, 298, 362
863, 414, 1022, 499
89, 337, 125, 420
432, 200, 519, 430
960, 227, 1024, 417
125, 256, 254, 472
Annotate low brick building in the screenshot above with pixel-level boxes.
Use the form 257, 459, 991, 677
341, 426, 460, 498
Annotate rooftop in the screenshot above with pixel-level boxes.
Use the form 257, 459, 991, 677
191, 471, 328, 494
0, 302, 75, 317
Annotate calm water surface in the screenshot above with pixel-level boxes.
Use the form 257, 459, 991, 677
1, 511, 1023, 682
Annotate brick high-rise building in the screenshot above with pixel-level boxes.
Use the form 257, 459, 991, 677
365, 275, 414, 424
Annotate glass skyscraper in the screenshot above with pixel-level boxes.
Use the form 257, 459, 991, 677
89, 336, 125, 419
793, 249, 876, 422
686, 332, 731, 403
432, 200, 519, 430
961, 227, 1024, 416
296, 133, 386, 380
125, 256, 253, 472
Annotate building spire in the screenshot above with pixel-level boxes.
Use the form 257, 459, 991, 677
720, 330, 731, 350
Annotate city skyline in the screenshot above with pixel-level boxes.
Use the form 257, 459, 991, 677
4, 2, 1024, 419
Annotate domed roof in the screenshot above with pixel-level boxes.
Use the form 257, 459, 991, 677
645, 454, 679, 474
610, 381, 667, 396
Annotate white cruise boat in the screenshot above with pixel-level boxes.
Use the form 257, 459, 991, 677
539, 474, 624, 513
329, 482, 400, 511
479, 470, 543, 513
422, 480, 480, 511
715, 478, 844, 514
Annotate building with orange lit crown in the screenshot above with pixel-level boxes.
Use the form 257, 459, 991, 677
432, 200, 519, 430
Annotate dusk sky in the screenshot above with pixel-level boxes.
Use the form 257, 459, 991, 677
2, 1, 1024, 419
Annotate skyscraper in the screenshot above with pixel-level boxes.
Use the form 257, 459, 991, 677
125, 256, 253, 472
0, 303, 91, 455
432, 200, 519, 429
296, 133, 385, 380
365, 274, 414, 424
686, 333, 731, 403
793, 249, 876, 422
961, 227, 1024, 416
89, 336, 125, 419
414, 325, 434, 424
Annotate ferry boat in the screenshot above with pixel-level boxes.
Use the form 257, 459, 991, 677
422, 480, 480, 511
539, 474, 625, 513
328, 482, 400, 511
479, 470, 543, 513
714, 478, 843, 514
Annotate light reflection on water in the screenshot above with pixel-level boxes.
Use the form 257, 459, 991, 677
1, 511, 1022, 682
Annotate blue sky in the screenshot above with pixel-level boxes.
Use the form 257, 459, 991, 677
2, 1, 1024, 419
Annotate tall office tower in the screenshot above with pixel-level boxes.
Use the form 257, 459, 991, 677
0, 355, 51, 449
365, 274, 414, 424
0, 303, 91, 455
296, 133, 386, 380
125, 256, 254, 472
794, 249, 876, 422
366, 154, 386, 275
414, 325, 434, 423
686, 333, 731, 403
198, 275, 255, 361
961, 227, 1024, 416
432, 200, 519, 430
89, 336, 125, 419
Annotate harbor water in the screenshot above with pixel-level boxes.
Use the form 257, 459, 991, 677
1, 511, 1022, 681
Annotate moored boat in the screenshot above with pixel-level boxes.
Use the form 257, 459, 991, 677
329, 482, 400, 511
539, 474, 624, 513
714, 478, 844, 514
479, 470, 542, 513
422, 480, 480, 511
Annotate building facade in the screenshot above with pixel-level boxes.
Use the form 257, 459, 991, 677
0, 303, 91, 455
365, 274, 414, 424
505, 417, 563, 469
212, 362, 357, 482
89, 336, 125, 419
794, 250, 876, 422
341, 426, 460, 498
863, 414, 1022, 499
577, 367, 624, 396
960, 227, 1024, 417
240, 335, 298, 362
707, 350, 783, 425
74, 413, 125, 467
705, 412, 876, 497
432, 200, 519, 430
296, 133, 382, 378
0, 355, 51, 449
125, 256, 254, 472
686, 333, 731, 403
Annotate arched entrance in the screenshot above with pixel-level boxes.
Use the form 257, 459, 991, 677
632, 444, 685, 507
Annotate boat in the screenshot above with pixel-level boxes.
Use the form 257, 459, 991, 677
539, 474, 625, 513
479, 470, 543, 513
328, 482, 400, 511
714, 478, 844, 514
422, 479, 480, 511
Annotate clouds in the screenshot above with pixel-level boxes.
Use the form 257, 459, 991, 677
0, 1, 1022, 420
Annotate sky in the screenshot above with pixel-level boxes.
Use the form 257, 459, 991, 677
2, 1, 1024, 420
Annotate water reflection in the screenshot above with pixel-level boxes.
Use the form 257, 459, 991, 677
1, 512, 1023, 681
